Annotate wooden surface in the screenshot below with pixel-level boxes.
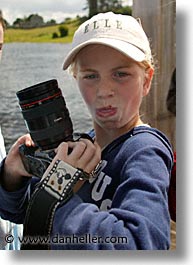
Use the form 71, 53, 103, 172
133, 0, 176, 148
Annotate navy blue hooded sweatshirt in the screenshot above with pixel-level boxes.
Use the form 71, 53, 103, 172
0, 126, 173, 250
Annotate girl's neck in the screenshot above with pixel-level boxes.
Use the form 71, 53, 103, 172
94, 117, 144, 149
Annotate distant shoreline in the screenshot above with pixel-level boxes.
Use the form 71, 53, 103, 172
4, 22, 77, 43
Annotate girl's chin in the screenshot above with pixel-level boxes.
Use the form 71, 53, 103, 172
95, 119, 121, 130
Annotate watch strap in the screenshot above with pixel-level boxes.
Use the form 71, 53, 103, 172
21, 160, 89, 250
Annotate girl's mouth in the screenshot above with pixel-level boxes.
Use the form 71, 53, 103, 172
96, 106, 117, 118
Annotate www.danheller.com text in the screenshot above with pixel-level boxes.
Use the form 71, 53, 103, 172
5, 233, 129, 246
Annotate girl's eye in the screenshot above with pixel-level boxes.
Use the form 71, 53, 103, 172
84, 73, 98, 79
114, 72, 129, 78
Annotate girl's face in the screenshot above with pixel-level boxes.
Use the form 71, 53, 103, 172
75, 45, 153, 132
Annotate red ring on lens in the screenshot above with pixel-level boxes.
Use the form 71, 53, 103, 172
20, 91, 62, 108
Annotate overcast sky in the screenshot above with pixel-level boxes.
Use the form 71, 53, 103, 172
0, 0, 88, 24
0, 0, 132, 25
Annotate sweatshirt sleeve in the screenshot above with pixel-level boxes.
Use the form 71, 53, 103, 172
51, 133, 172, 250
0, 183, 30, 224
0, 158, 39, 224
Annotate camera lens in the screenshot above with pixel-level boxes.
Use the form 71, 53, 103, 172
16, 79, 73, 150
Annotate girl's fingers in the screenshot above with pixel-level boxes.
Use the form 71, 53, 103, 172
68, 139, 101, 173
78, 139, 101, 172
16, 134, 35, 147
67, 141, 87, 160
53, 139, 101, 174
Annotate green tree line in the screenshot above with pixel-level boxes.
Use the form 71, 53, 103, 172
86, 0, 132, 17
2, 1, 132, 29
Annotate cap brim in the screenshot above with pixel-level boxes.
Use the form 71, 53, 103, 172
63, 38, 146, 70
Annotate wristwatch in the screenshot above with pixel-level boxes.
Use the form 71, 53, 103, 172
21, 160, 89, 250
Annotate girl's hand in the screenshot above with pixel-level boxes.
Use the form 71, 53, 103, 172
2, 134, 35, 191
47, 138, 101, 193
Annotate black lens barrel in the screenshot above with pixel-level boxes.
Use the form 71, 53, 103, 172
16, 79, 73, 150
17, 79, 60, 106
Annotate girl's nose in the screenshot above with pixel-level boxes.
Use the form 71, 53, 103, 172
96, 79, 115, 99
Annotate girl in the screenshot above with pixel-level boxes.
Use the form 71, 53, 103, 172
0, 12, 173, 250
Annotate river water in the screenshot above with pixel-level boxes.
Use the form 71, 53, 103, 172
0, 43, 93, 152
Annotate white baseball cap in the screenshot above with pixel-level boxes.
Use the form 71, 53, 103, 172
63, 12, 152, 70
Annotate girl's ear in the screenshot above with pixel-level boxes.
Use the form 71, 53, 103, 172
143, 67, 154, 97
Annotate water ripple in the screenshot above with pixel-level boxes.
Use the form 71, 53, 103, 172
0, 43, 92, 152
